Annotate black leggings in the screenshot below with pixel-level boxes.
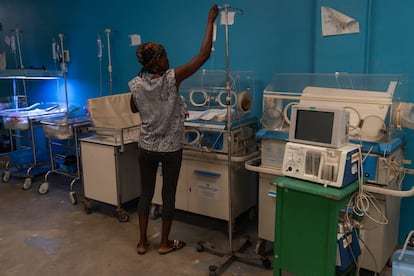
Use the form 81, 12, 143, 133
137, 147, 183, 220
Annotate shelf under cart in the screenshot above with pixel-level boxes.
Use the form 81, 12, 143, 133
39, 115, 92, 204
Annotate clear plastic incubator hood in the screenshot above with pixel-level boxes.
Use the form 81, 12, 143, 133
262, 72, 413, 143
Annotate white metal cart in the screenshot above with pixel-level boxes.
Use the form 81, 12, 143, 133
80, 132, 140, 222
0, 69, 67, 189
80, 93, 141, 222
40, 115, 91, 204
0, 102, 67, 188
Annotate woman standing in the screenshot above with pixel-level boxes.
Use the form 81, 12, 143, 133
129, 4, 219, 255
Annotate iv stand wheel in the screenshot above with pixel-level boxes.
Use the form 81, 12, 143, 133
208, 265, 218, 276
196, 241, 205, 252
2, 171, 10, 182
23, 177, 32, 190
116, 208, 129, 222
38, 181, 49, 194
69, 191, 78, 205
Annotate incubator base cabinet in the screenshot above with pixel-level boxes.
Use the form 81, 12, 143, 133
243, 160, 282, 255
356, 138, 405, 273
258, 173, 277, 242
80, 138, 141, 222
359, 192, 401, 272
151, 150, 257, 222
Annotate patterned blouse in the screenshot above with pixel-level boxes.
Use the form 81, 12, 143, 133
128, 69, 187, 152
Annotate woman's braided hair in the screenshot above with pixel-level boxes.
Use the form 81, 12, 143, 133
136, 42, 167, 76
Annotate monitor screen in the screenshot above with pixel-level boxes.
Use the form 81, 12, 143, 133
288, 105, 349, 148
295, 109, 334, 144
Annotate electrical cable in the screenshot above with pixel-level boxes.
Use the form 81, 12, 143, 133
344, 105, 361, 131
359, 114, 387, 141
343, 143, 389, 276
353, 144, 389, 225
357, 237, 380, 275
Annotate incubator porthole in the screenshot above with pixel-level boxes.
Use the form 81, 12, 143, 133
189, 89, 209, 107
359, 115, 387, 141
217, 90, 237, 108
282, 101, 299, 125
237, 91, 251, 112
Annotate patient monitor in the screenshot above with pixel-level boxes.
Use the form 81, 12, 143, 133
289, 105, 350, 149
282, 142, 360, 188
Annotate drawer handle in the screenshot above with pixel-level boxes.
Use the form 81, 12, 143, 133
267, 190, 276, 198
193, 170, 221, 178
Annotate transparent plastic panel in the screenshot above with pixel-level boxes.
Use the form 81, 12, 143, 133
180, 70, 255, 121
179, 70, 258, 155
262, 73, 408, 143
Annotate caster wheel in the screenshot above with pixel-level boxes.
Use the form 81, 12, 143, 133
117, 210, 129, 222
23, 178, 32, 190
262, 257, 272, 268
2, 171, 10, 182
208, 265, 217, 276
255, 239, 266, 255
38, 182, 49, 194
82, 198, 92, 214
196, 243, 204, 252
70, 191, 78, 205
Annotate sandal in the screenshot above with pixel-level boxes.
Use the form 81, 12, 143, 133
136, 241, 149, 255
158, 239, 186, 255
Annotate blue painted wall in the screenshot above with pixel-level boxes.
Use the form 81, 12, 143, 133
1, 0, 414, 243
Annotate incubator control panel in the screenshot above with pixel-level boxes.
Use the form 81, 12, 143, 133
282, 142, 360, 188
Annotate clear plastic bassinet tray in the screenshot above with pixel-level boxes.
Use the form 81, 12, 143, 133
0, 102, 67, 130
41, 115, 91, 139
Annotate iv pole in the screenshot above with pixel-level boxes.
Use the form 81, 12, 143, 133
97, 32, 103, 96
105, 29, 113, 95
12, 28, 27, 107
58, 34, 69, 112
197, 5, 271, 275
224, 3, 234, 256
